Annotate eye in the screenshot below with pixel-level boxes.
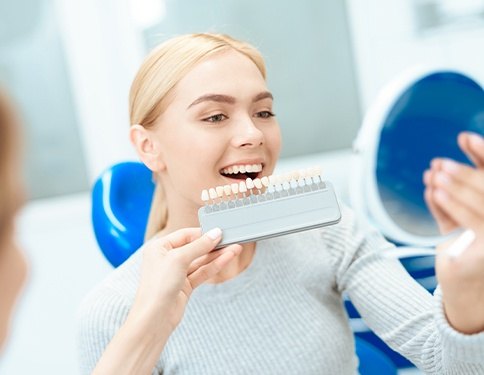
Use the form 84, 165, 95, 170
202, 113, 228, 123
255, 111, 275, 119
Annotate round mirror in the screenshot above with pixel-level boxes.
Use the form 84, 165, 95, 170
352, 67, 484, 246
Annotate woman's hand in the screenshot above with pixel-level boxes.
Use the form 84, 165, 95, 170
132, 227, 242, 333
423, 132, 484, 334
92, 227, 242, 375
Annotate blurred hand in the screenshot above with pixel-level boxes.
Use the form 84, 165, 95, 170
423, 132, 484, 334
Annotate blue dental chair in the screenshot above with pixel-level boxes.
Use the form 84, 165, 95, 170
92, 161, 154, 267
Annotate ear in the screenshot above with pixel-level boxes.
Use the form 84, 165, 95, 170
129, 124, 166, 172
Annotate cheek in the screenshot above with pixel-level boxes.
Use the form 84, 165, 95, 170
167, 131, 227, 189
168, 131, 220, 168
265, 124, 282, 156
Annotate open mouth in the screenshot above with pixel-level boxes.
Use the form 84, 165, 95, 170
220, 163, 263, 181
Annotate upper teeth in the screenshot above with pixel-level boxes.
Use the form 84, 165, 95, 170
222, 164, 262, 175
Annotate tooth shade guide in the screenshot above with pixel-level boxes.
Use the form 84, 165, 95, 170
204, 166, 325, 208
201, 189, 209, 203
239, 181, 247, 194
216, 186, 224, 198
246, 178, 255, 189
224, 185, 232, 197
209, 188, 217, 201
199, 174, 340, 248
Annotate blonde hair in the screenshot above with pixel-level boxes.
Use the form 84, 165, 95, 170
129, 33, 267, 240
0, 89, 23, 244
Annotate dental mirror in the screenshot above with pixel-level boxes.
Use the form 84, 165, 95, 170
352, 67, 484, 246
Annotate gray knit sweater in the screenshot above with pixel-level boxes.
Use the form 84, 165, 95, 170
78, 208, 484, 374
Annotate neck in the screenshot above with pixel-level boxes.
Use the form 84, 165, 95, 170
206, 242, 256, 284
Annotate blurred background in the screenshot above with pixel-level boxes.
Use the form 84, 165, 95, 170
1, 0, 484, 373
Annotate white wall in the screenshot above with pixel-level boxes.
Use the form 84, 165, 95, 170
346, 0, 484, 112
54, 0, 143, 182
55, 0, 363, 181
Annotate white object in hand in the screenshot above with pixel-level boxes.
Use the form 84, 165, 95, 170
444, 229, 476, 259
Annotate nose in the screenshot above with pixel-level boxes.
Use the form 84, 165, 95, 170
231, 117, 264, 148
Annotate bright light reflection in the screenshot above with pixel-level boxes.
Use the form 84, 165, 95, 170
129, 0, 166, 29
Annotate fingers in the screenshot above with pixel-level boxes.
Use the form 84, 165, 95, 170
155, 227, 202, 250
188, 244, 243, 288
424, 154, 484, 233
431, 168, 484, 230
423, 161, 459, 233
187, 246, 236, 274
424, 185, 458, 234
439, 159, 484, 196
151, 227, 238, 270
432, 188, 484, 233
177, 228, 225, 261
458, 132, 484, 168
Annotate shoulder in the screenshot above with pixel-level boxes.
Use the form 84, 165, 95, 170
258, 215, 343, 276
274, 204, 393, 269
320, 204, 392, 253
271, 205, 361, 253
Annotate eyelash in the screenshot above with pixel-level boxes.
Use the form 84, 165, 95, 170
255, 111, 275, 119
203, 113, 228, 123
201, 111, 275, 123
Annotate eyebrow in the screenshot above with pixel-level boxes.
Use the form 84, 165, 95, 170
187, 91, 273, 109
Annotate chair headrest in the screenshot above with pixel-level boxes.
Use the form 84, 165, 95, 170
92, 162, 155, 267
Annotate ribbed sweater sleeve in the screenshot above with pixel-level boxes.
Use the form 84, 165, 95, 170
77, 287, 132, 375
324, 207, 484, 374
77, 251, 148, 374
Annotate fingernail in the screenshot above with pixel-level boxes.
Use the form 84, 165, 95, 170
469, 133, 484, 148
206, 227, 222, 240
441, 159, 460, 174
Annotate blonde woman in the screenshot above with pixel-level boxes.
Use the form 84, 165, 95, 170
0, 90, 28, 352
79, 33, 484, 374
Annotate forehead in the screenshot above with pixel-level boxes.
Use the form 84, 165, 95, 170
173, 50, 267, 100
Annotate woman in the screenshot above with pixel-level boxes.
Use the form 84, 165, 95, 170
79, 33, 484, 374
0, 90, 28, 352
